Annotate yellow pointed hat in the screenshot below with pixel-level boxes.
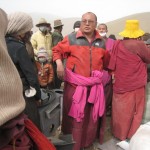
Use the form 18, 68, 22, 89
119, 20, 145, 38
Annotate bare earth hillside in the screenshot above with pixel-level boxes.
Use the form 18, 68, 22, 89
30, 12, 150, 38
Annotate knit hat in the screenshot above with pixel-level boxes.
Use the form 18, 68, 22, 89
37, 48, 49, 60
7, 12, 33, 35
36, 18, 50, 27
54, 19, 63, 28
73, 21, 81, 29
119, 20, 145, 38
0, 8, 25, 126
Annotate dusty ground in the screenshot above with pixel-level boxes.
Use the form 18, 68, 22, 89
52, 83, 123, 150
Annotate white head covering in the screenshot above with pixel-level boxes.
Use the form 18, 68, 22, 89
7, 11, 33, 35
0, 8, 25, 126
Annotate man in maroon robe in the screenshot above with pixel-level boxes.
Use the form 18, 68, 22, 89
108, 20, 150, 141
52, 12, 110, 150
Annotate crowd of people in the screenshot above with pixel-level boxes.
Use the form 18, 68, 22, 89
0, 7, 150, 150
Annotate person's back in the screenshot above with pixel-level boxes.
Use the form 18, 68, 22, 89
111, 39, 149, 93
108, 20, 150, 141
52, 30, 63, 46
6, 36, 36, 88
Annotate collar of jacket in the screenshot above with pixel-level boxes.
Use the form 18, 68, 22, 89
76, 29, 103, 40
5, 35, 25, 45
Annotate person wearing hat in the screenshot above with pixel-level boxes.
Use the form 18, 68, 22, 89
31, 18, 53, 62
52, 19, 64, 89
36, 48, 54, 89
108, 20, 150, 141
52, 19, 64, 47
5, 11, 41, 129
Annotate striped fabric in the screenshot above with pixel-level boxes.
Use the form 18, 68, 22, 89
0, 9, 25, 126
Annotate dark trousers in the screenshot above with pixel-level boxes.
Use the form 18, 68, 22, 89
52, 62, 62, 89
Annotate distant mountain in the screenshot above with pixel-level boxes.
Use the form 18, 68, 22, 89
106, 12, 150, 39
30, 12, 150, 38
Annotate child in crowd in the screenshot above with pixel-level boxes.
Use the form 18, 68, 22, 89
36, 48, 54, 89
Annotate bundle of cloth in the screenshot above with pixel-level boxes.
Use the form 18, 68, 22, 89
116, 122, 150, 150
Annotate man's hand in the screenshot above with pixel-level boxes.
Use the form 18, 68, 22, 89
56, 59, 64, 80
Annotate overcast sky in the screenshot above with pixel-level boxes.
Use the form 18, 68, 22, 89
0, 0, 150, 22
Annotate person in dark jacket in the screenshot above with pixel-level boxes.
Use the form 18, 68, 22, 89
52, 19, 64, 89
5, 11, 41, 129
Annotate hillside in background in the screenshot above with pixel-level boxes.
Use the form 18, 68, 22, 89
106, 12, 150, 39
30, 12, 150, 38
30, 12, 80, 35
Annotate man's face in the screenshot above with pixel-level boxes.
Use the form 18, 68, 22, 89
80, 13, 97, 34
97, 25, 107, 34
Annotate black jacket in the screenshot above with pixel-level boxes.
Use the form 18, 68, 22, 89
5, 36, 41, 100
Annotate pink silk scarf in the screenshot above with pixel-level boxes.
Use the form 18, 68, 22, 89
64, 68, 106, 122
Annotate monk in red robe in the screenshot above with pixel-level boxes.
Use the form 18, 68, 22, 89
52, 12, 110, 150
108, 20, 150, 141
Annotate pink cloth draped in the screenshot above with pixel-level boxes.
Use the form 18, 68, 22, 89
64, 68, 106, 122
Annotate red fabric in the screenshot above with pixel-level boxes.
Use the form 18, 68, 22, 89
24, 119, 56, 150
108, 40, 150, 93
64, 68, 105, 122
0, 114, 33, 150
111, 87, 145, 140
36, 61, 54, 87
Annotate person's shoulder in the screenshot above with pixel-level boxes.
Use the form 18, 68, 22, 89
32, 30, 41, 37
52, 31, 57, 35
124, 39, 144, 45
6, 36, 25, 48
68, 32, 76, 38
52, 31, 61, 37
